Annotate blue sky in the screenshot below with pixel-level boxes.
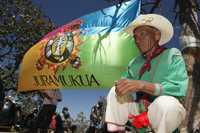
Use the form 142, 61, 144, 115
57, 89, 108, 119
33, 0, 111, 25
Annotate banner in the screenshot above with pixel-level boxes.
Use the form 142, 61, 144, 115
18, 0, 140, 91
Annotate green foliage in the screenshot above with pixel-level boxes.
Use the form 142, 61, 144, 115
0, 0, 55, 89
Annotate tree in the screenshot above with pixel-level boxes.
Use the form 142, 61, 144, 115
0, 0, 55, 89
16, 91, 43, 117
74, 112, 89, 133
176, 0, 200, 132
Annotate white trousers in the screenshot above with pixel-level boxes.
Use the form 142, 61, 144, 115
105, 87, 186, 133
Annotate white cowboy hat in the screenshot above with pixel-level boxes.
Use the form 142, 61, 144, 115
125, 14, 174, 45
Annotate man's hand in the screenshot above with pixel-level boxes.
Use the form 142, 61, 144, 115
115, 79, 145, 96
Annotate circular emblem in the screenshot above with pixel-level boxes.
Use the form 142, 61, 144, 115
45, 32, 74, 63
36, 29, 82, 72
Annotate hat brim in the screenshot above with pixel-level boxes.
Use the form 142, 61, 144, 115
124, 14, 174, 46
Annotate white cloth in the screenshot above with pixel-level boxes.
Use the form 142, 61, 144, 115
105, 86, 186, 133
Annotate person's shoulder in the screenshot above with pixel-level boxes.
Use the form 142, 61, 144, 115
165, 48, 182, 56
164, 48, 185, 66
161, 48, 183, 65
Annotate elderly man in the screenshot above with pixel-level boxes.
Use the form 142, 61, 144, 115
105, 14, 188, 133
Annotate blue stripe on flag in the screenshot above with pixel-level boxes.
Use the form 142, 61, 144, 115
80, 0, 140, 35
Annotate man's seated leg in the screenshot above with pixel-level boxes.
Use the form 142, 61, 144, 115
148, 96, 186, 133
105, 86, 138, 132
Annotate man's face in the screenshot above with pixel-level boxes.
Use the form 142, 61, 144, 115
133, 26, 160, 54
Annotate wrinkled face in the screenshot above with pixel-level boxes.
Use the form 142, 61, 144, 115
133, 26, 161, 54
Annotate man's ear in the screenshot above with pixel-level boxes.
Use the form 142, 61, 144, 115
155, 30, 161, 42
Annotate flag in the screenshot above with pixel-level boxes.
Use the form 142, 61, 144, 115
18, 0, 140, 91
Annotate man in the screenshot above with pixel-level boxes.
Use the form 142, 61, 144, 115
61, 107, 72, 129
105, 14, 188, 133
37, 89, 62, 132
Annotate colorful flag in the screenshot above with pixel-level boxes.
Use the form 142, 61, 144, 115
18, 0, 140, 91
